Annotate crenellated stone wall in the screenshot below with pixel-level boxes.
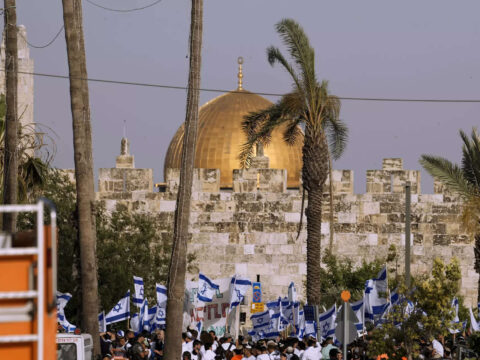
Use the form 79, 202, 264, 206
96, 156, 476, 306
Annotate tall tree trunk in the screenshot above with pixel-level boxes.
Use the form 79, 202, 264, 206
2, 0, 18, 232
328, 153, 334, 252
61, 0, 100, 355
164, 1, 203, 359
303, 130, 329, 306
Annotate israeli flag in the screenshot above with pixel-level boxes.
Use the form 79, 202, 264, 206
365, 266, 388, 322
318, 304, 337, 340
296, 310, 305, 340
98, 311, 106, 333
449, 298, 461, 334
282, 301, 300, 328
266, 298, 281, 315
106, 290, 130, 324
130, 313, 140, 334
133, 276, 144, 308
304, 320, 316, 339
251, 309, 271, 337
156, 306, 166, 326
156, 283, 168, 308
248, 329, 260, 343
268, 312, 282, 337
390, 289, 400, 307
229, 275, 251, 309
57, 291, 76, 333
470, 308, 480, 332
197, 273, 219, 302
288, 282, 297, 303
139, 299, 149, 331
146, 305, 157, 331
351, 298, 364, 332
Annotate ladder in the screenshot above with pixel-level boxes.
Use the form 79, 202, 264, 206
0, 199, 57, 360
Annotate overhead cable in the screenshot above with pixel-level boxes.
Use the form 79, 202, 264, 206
8, 69, 480, 103
85, 0, 163, 12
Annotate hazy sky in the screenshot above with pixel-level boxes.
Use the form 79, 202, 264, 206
9, 0, 480, 193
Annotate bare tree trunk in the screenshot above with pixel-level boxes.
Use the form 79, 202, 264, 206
164, 1, 203, 359
61, 0, 100, 355
2, 0, 18, 232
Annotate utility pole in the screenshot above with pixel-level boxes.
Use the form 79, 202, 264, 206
2, 0, 18, 232
405, 181, 411, 288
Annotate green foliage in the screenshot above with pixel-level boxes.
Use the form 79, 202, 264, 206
96, 202, 173, 312
319, 250, 384, 307
368, 258, 462, 359
19, 168, 191, 325
467, 332, 480, 355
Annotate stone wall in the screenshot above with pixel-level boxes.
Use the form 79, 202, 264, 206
97, 157, 476, 306
0, 25, 34, 129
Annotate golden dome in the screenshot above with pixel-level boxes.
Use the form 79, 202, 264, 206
164, 83, 303, 188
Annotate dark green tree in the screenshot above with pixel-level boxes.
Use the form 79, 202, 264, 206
240, 19, 348, 305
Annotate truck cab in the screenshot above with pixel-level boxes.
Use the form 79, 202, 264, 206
56, 333, 93, 360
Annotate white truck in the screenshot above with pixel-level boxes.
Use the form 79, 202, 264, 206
56, 333, 93, 360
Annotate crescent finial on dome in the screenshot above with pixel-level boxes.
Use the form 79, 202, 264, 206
237, 56, 244, 91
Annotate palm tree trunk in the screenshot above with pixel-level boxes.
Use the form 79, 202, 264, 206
2, 0, 18, 232
61, 0, 100, 355
164, 1, 203, 359
303, 130, 329, 306
328, 152, 334, 252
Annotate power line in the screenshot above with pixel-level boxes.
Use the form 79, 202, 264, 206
85, 0, 163, 12
10, 69, 480, 103
18, 25, 64, 49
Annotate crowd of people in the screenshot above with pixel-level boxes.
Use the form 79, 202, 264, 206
92, 326, 478, 360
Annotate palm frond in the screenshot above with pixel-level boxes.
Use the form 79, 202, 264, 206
460, 128, 480, 189
275, 19, 316, 96
420, 155, 478, 199
283, 118, 303, 146
267, 46, 302, 91
323, 116, 348, 160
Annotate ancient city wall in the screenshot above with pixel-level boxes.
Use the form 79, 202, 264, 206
96, 156, 476, 306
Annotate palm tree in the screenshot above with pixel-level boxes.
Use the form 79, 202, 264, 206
420, 128, 480, 302
164, 1, 203, 359
61, 0, 100, 355
2, 0, 18, 232
240, 19, 348, 306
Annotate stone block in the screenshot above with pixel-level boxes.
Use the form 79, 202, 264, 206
382, 158, 403, 171
338, 212, 356, 224
244, 244, 255, 255
159, 200, 176, 212
285, 212, 301, 223
258, 169, 287, 193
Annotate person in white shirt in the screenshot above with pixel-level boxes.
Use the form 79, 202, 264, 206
203, 342, 216, 360
302, 338, 322, 360
182, 332, 194, 355
191, 340, 202, 360
222, 335, 236, 352
242, 345, 256, 360
267, 342, 281, 360
257, 346, 271, 360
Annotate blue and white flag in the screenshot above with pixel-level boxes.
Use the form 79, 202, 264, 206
156, 283, 168, 308
57, 291, 76, 333
470, 308, 480, 332
229, 275, 251, 309
296, 310, 305, 340
133, 276, 144, 308
98, 311, 106, 333
130, 313, 140, 334
365, 266, 388, 322
197, 273, 219, 302
248, 329, 260, 343
106, 290, 130, 324
251, 310, 271, 336
268, 312, 282, 338
156, 306, 166, 326
449, 298, 461, 334
288, 282, 297, 303
351, 298, 365, 332
146, 305, 157, 332
318, 304, 337, 340
267, 298, 281, 315
282, 301, 300, 328
139, 299, 149, 331
304, 320, 317, 339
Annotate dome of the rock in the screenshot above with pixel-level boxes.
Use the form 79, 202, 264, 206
164, 60, 303, 188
